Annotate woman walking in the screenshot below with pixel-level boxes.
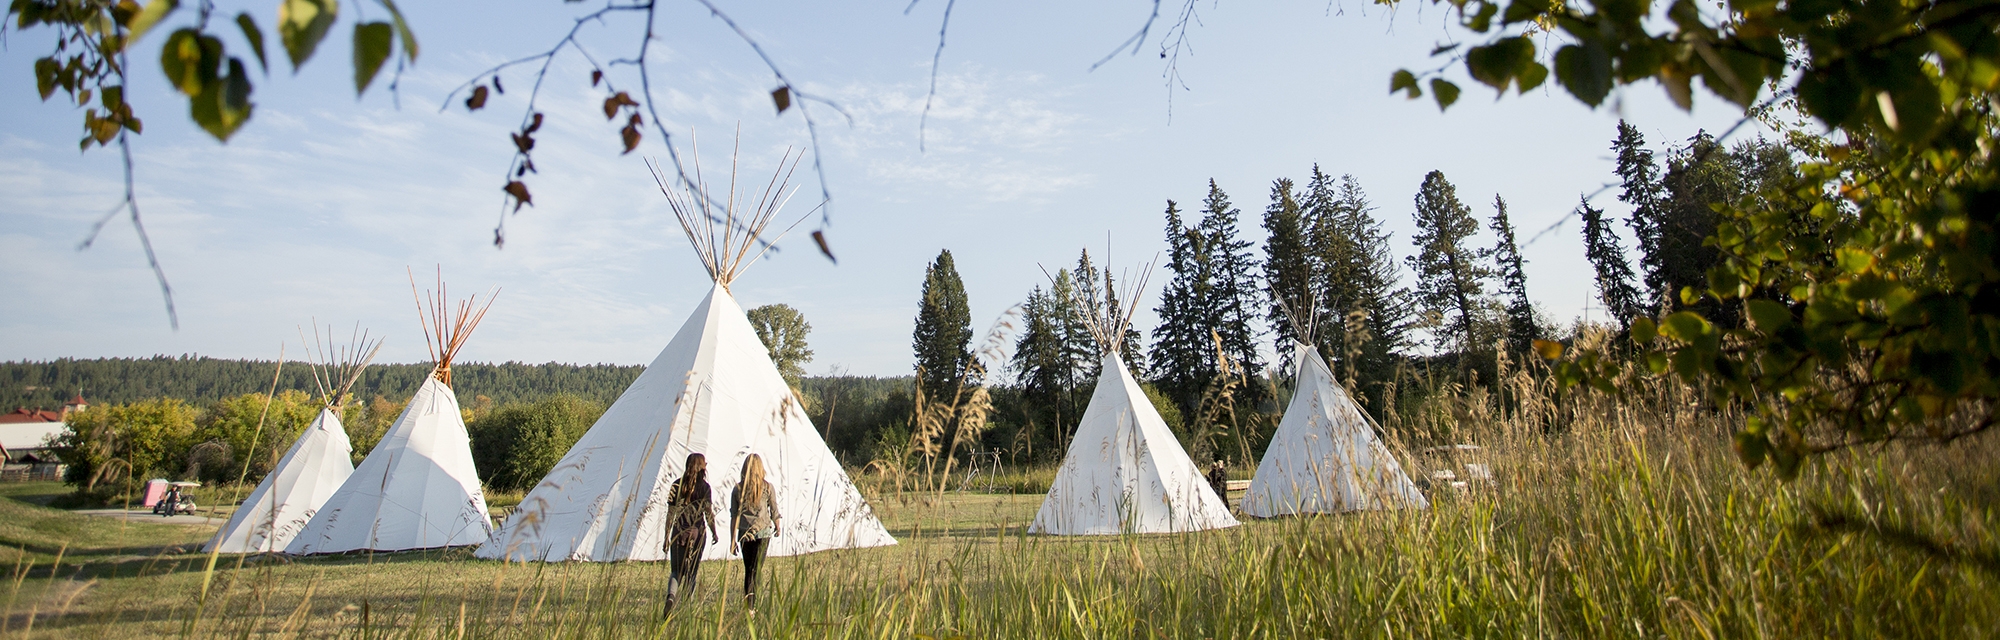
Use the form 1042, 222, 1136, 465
729, 454, 780, 606
663, 453, 718, 616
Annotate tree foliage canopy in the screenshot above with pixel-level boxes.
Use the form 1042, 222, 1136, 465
747, 303, 815, 385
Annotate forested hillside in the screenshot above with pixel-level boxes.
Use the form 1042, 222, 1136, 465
0, 357, 646, 410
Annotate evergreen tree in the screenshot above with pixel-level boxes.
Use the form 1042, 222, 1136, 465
1195, 180, 1267, 405
1261, 177, 1313, 370
1407, 170, 1493, 355
1011, 285, 1075, 456
1578, 197, 1645, 324
1051, 268, 1095, 391
1488, 195, 1540, 355
1613, 120, 1667, 313
1301, 171, 1410, 416
1149, 199, 1214, 413
1331, 175, 1413, 364
912, 249, 973, 403
1070, 251, 1106, 383
1102, 269, 1147, 376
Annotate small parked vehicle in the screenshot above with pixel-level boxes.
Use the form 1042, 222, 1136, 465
152, 481, 201, 516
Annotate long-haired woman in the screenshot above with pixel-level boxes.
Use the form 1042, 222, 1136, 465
729, 453, 781, 606
663, 452, 718, 616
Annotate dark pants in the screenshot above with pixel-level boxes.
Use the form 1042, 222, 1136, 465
664, 537, 706, 614
740, 537, 770, 604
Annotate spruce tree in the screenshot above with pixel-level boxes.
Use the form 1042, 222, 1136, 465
912, 249, 973, 403
1578, 197, 1644, 324
1070, 251, 1106, 384
1195, 180, 1267, 405
1011, 285, 1074, 457
1488, 195, 1540, 355
1612, 121, 1666, 312
1149, 199, 1214, 413
1332, 175, 1413, 366
1407, 170, 1492, 355
1102, 269, 1146, 376
1261, 178, 1314, 371
1302, 171, 1410, 416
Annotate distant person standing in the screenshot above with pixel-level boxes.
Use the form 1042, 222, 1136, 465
729, 454, 781, 606
662, 453, 718, 617
1207, 460, 1231, 509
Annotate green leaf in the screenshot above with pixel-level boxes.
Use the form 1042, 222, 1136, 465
1465, 37, 1535, 93
1501, 0, 1544, 24
1629, 316, 1657, 344
190, 57, 254, 141
1745, 299, 1791, 332
278, 0, 339, 71
34, 58, 59, 100
235, 13, 268, 74
160, 29, 221, 96
1391, 69, 1421, 98
1554, 41, 1612, 106
1532, 339, 1564, 361
123, 0, 178, 48
1430, 78, 1460, 110
352, 21, 392, 95
1660, 311, 1712, 342
375, 0, 418, 62
1643, 350, 1668, 374
1516, 61, 1547, 93
1732, 430, 1767, 469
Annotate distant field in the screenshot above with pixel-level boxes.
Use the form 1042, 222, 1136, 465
3, 420, 1998, 638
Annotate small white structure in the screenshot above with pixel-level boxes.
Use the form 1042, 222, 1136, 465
207, 329, 379, 553
289, 280, 496, 554
477, 147, 894, 562
208, 408, 355, 552
1029, 263, 1239, 536
1241, 341, 1428, 517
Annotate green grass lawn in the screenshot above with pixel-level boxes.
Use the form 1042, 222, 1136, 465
4, 421, 1997, 638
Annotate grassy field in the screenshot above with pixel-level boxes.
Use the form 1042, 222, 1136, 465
3, 401, 1997, 638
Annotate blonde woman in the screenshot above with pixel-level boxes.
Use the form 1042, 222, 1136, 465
662, 453, 718, 616
729, 454, 780, 605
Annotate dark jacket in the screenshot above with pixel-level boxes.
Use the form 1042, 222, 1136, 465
665, 478, 715, 547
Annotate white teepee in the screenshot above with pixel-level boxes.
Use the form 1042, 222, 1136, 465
476, 145, 894, 562
206, 408, 355, 553
1240, 310, 1427, 517
207, 325, 379, 554
288, 277, 496, 554
1029, 258, 1239, 535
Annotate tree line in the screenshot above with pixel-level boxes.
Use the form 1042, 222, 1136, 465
13, 123, 1818, 494
0, 357, 646, 411
893, 123, 1797, 469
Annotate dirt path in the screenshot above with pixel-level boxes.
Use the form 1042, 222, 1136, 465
72, 509, 225, 526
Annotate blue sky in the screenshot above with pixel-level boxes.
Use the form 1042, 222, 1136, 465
1, 0, 1761, 377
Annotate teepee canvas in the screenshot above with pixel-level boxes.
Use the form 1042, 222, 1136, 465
1029, 262, 1239, 536
287, 278, 496, 554
206, 326, 379, 554
477, 147, 894, 562
1241, 303, 1427, 517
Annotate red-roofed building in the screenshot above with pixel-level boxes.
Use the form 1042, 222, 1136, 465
1, 398, 77, 481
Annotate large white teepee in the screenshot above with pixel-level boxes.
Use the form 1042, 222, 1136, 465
206, 408, 355, 553
476, 145, 894, 562
1241, 342, 1428, 517
288, 279, 495, 554
1029, 258, 1238, 536
207, 325, 379, 554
